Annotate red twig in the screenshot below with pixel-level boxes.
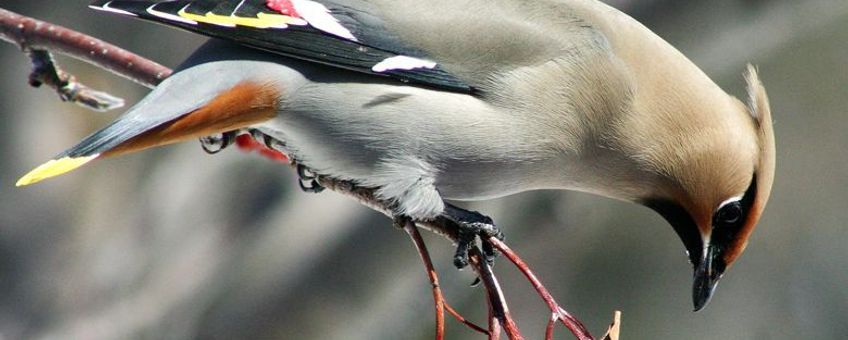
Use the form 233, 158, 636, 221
487, 301, 501, 340
444, 302, 488, 335
470, 250, 523, 340
402, 219, 491, 338
488, 237, 594, 340
545, 313, 557, 340
401, 219, 446, 340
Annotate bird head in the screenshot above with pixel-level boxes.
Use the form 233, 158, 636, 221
636, 66, 775, 311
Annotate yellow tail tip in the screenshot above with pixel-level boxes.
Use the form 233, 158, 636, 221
16, 155, 99, 187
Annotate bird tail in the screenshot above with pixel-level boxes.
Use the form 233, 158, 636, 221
17, 75, 281, 186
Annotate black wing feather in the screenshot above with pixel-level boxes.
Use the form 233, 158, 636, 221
90, 0, 472, 92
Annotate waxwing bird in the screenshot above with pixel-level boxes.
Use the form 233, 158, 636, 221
17, 0, 775, 311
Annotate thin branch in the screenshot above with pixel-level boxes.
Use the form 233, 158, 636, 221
0, 8, 170, 89
401, 219, 446, 340
26, 48, 124, 111
546, 313, 557, 340
489, 237, 608, 340
444, 302, 488, 335
315, 175, 461, 243
487, 302, 501, 340
470, 249, 523, 340
402, 218, 492, 337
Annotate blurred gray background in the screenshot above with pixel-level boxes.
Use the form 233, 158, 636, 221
0, 0, 845, 339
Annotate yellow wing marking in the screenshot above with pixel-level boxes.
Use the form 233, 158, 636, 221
16, 155, 99, 187
177, 8, 307, 29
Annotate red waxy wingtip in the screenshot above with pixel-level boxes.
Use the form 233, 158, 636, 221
266, 0, 301, 18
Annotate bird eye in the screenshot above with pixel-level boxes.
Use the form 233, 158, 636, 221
714, 201, 742, 226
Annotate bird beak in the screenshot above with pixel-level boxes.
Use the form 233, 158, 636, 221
692, 244, 723, 311
643, 199, 728, 311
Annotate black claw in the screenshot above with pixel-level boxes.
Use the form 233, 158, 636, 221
298, 179, 325, 193
392, 216, 410, 229
200, 131, 237, 154
453, 244, 470, 269
296, 164, 325, 193
481, 240, 497, 265
248, 129, 282, 150
297, 164, 314, 180
453, 226, 475, 269
247, 129, 271, 149
262, 134, 286, 151
443, 203, 503, 270
248, 128, 264, 141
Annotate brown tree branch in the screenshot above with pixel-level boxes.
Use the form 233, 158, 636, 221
445, 302, 489, 335
2, 7, 621, 340
25, 48, 124, 111
0, 8, 170, 88
489, 237, 595, 339
469, 249, 524, 340
401, 218, 447, 340
488, 235, 621, 339
0, 7, 170, 111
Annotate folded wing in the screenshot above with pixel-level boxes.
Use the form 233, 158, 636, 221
89, 0, 472, 92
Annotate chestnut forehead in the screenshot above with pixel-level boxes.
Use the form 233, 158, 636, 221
672, 122, 758, 214
680, 163, 752, 224
705, 149, 757, 213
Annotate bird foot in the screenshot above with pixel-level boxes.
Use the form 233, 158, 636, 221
247, 129, 286, 152
443, 203, 504, 269
199, 130, 237, 154
203, 129, 317, 192
297, 164, 325, 193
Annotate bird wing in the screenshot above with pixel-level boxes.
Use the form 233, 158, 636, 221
89, 0, 472, 92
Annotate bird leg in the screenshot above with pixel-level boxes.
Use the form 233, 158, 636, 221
199, 130, 237, 154
242, 129, 322, 192
296, 164, 325, 193
442, 203, 504, 269
204, 129, 318, 192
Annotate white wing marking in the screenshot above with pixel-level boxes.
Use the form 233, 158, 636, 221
89, 1, 137, 16
372, 56, 438, 73
147, 4, 197, 25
